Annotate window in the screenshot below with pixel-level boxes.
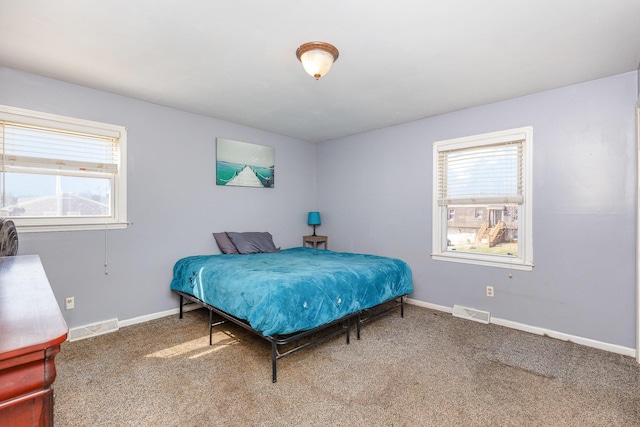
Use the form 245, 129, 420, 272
432, 127, 533, 271
0, 105, 127, 232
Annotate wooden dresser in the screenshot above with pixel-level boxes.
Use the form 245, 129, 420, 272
0, 255, 68, 427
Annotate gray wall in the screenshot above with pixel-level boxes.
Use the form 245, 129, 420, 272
1, 65, 637, 351
0, 67, 317, 329
317, 71, 638, 349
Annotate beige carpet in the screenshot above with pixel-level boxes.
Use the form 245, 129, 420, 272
53, 305, 640, 426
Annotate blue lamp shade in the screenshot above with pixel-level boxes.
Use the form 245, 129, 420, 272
307, 211, 321, 226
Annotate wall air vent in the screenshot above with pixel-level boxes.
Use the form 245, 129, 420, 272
452, 305, 491, 324
68, 318, 119, 341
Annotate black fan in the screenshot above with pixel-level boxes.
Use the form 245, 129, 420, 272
0, 218, 19, 256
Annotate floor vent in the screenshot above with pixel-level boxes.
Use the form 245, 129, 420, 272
68, 318, 119, 341
452, 305, 491, 324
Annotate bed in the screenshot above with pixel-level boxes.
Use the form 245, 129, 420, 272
170, 246, 413, 382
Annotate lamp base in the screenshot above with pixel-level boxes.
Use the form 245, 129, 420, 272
312, 225, 317, 236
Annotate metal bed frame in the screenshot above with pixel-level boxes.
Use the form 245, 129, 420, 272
176, 291, 407, 382
357, 296, 406, 340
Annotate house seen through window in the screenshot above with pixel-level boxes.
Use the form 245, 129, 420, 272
432, 126, 533, 271
0, 105, 127, 232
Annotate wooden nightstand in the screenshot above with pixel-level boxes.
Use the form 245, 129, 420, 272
303, 235, 328, 249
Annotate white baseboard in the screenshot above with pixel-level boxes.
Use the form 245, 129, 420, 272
406, 297, 452, 313
118, 304, 201, 328
405, 298, 636, 359
491, 317, 636, 358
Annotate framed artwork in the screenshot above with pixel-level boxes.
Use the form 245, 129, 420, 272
216, 138, 275, 188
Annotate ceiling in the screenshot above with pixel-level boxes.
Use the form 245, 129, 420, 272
1, 1, 639, 143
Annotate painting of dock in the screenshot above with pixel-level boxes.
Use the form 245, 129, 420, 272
216, 138, 275, 188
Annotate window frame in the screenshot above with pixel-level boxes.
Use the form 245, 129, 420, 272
431, 126, 533, 271
0, 105, 127, 233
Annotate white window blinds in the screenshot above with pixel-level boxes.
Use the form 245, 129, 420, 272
437, 140, 524, 205
0, 122, 119, 175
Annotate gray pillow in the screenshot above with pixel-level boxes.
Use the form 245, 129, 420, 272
213, 232, 239, 254
226, 232, 278, 254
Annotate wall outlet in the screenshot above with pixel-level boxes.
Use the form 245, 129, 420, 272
65, 296, 75, 310
486, 286, 494, 297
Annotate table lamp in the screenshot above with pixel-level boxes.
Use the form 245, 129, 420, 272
307, 211, 321, 236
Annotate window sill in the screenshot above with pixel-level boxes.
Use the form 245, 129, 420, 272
432, 252, 533, 271
14, 221, 129, 233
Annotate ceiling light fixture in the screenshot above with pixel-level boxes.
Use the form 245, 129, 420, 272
296, 42, 339, 80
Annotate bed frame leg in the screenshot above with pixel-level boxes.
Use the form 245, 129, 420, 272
357, 313, 361, 340
401, 296, 405, 318
346, 317, 351, 344
179, 295, 184, 319
272, 342, 278, 383
209, 310, 214, 346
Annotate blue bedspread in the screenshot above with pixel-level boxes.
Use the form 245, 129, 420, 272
170, 247, 413, 336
